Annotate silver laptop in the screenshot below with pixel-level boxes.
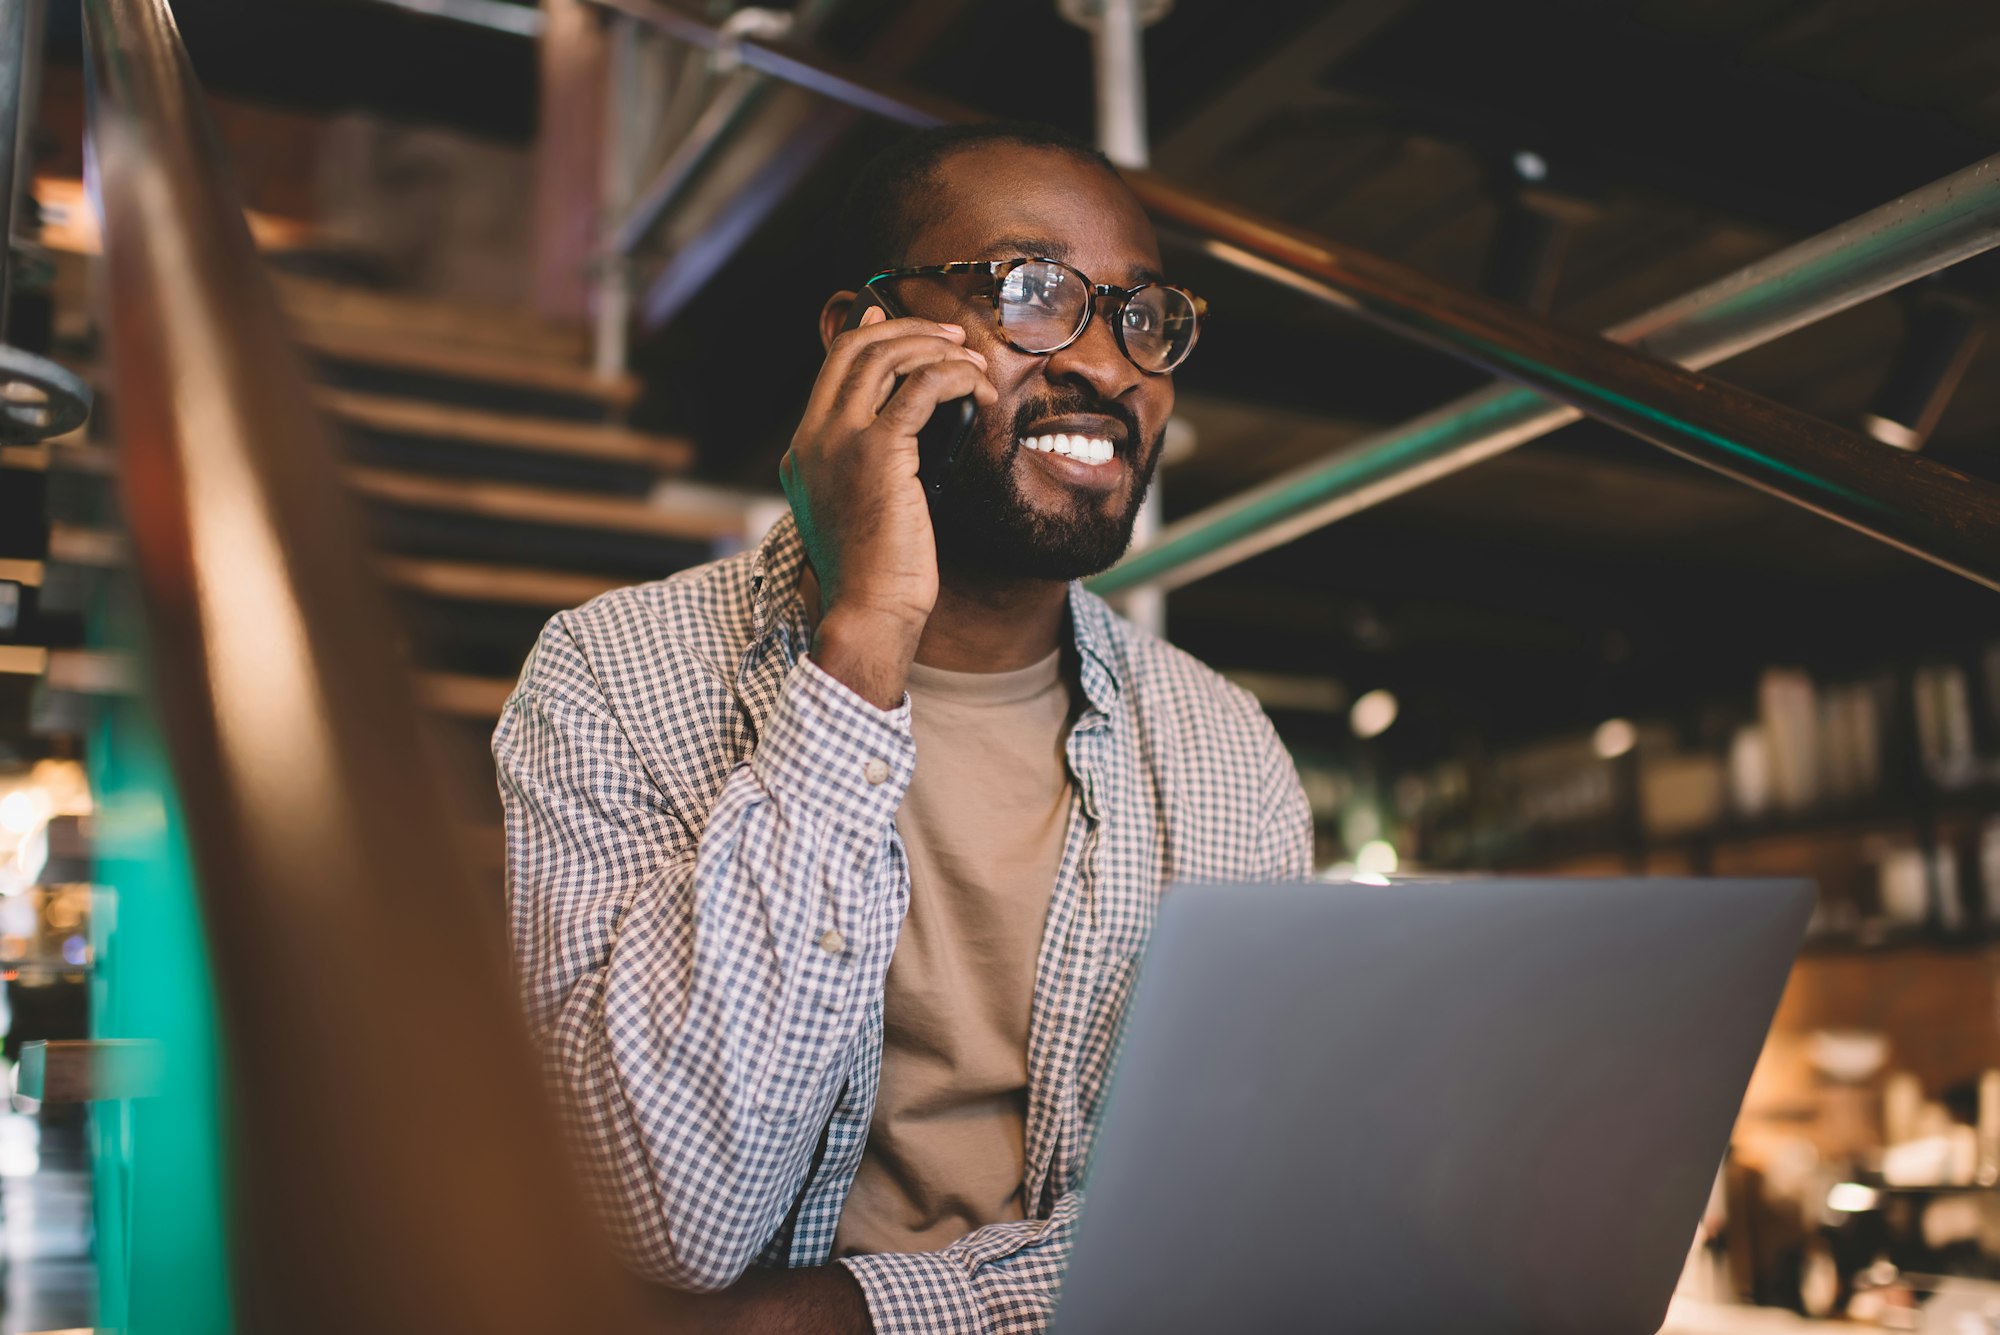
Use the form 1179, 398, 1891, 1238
1054, 877, 1813, 1335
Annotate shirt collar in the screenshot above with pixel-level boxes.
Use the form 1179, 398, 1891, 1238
1064, 580, 1123, 719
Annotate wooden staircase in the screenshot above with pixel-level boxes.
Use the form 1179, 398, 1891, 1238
13, 272, 763, 884
281, 276, 758, 869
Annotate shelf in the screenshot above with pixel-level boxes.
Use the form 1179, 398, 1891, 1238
1471, 796, 2000, 876
17, 1039, 162, 1102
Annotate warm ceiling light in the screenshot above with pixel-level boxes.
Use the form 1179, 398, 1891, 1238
1350, 689, 1399, 739
1593, 718, 1638, 760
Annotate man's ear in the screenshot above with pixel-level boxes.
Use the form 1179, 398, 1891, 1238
818, 290, 860, 353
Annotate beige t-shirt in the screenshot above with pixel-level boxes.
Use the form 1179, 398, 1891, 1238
832, 647, 1076, 1256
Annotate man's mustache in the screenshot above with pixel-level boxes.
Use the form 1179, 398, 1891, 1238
1008, 393, 1144, 456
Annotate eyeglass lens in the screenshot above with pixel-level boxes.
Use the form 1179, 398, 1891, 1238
995, 260, 1197, 372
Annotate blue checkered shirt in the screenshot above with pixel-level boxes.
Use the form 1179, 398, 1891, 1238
494, 514, 1312, 1333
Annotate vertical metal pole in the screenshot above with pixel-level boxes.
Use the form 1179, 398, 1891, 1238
0, 0, 30, 329
1093, 0, 1148, 170
593, 14, 638, 380
1085, 0, 1168, 634
18, 0, 47, 202
0, 0, 84, 446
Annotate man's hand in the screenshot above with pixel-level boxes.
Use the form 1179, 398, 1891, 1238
652, 1264, 875, 1335
780, 303, 996, 708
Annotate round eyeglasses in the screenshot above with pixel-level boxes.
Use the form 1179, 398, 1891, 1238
863, 257, 1207, 375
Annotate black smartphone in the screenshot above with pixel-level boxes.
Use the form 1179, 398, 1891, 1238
841, 285, 978, 500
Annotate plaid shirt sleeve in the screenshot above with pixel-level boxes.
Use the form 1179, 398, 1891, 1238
496, 610, 915, 1292
1255, 702, 1316, 880
840, 1194, 1083, 1334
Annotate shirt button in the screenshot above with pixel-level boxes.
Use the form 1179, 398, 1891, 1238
819, 929, 847, 955
862, 759, 890, 786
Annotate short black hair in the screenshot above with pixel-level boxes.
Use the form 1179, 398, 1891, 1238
835, 120, 1121, 283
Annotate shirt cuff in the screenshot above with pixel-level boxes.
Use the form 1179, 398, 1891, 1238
751, 654, 916, 829
840, 1249, 986, 1335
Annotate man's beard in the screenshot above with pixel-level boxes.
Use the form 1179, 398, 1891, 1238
929, 394, 1161, 583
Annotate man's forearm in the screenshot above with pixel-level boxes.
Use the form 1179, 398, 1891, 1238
654, 1266, 874, 1335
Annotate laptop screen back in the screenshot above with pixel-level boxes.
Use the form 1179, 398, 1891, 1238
1053, 877, 1812, 1335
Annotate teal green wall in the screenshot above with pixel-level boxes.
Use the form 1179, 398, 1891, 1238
89, 684, 234, 1333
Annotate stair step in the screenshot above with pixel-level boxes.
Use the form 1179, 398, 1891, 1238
37, 524, 667, 601
46, 525, 125, 566
379, 557, 624, 608
416, 671, 515, 719
45, 480, 733, 564
1, 436, 115, 475
275, 274, 590, 367
349, 468, 742, 542
3, 647, 518, 725
299, 324, 639, 414
0, 647, 138, 693
321, 389, 692, 474
0, 646, 50, 675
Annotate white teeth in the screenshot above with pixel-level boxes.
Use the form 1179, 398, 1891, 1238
1020, 433, 1116, 465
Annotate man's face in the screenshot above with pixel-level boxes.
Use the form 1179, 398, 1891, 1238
855, 143, 1178, 582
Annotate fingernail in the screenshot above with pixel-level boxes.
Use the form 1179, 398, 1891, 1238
938, 322, 963, 336
966, 348, 987, 366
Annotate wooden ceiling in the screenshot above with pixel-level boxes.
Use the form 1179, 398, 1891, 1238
626, 0, 2000, 759
51, 0, 2000, 762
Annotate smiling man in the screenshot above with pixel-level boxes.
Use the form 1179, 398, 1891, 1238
495, 122, 1311, 1334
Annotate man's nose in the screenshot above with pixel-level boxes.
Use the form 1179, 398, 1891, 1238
1043, 303, 1143, 402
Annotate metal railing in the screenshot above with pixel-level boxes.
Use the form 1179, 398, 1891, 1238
604, 0, 836, 260
81, 0, 658, 1328
586, 0, 2000, 593
1095, 155, 2000, 593
0, 0, 91, 444
366, 0, 546, 37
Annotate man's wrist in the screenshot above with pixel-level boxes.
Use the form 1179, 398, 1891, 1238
810, 607, 923, 711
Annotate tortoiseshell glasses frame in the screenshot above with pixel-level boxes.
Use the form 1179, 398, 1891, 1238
864, 256, 1207, 375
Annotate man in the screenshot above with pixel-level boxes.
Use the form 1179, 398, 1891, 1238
496, 121, 1312, 1334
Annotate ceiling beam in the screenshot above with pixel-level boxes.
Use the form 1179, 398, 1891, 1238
361, 0, 544, 38
632, 0, 971, 330
1153, 0, 1419, 174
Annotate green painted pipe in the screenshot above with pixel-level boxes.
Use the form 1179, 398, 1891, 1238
1094, 155, 2000, 594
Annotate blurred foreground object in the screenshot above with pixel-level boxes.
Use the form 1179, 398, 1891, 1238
81, 0, 661, 1329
